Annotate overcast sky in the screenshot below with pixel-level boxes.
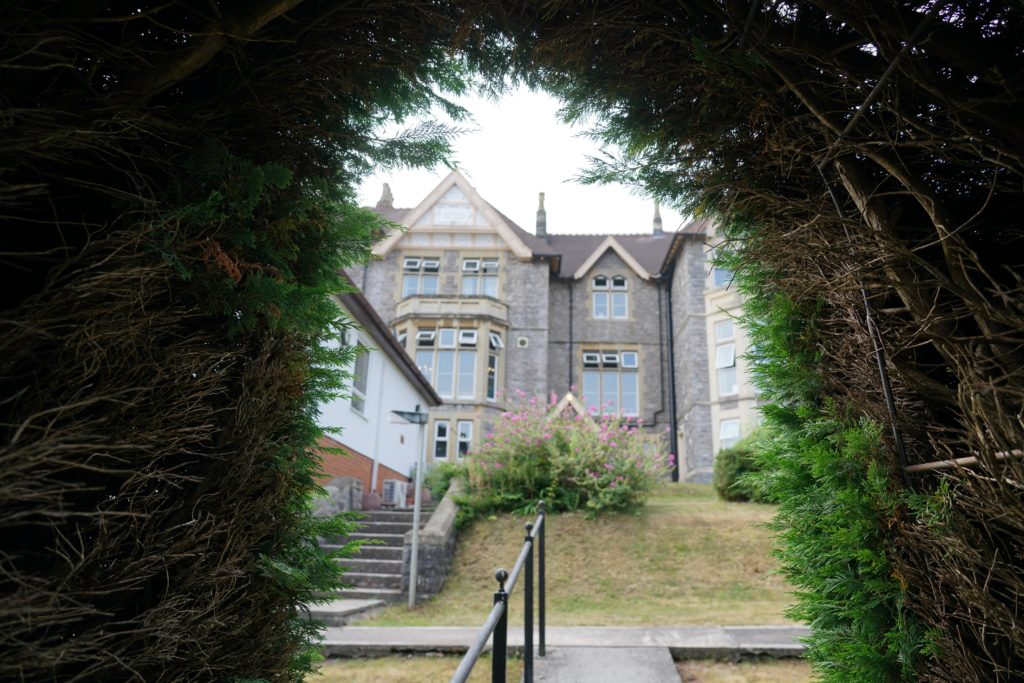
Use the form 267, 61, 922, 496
355, 87, 689, 236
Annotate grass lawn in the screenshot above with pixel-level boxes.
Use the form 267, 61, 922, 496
310, 656, 809, 683
677, 658, 813, 682
312, 655, 521, 683
362, 483, 793, 626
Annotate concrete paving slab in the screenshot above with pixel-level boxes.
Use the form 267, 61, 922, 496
534, 646, 679, 683
306, 599, 385, 626
319, 625, 809, 659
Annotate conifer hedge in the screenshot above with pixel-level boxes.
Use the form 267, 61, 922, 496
1, 3, 480, 680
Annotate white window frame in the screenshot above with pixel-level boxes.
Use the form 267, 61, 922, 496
458, 330, 478, 346
718, 365, 739, 397
403, 257, 421, 270
488, 332, 504, 349
611, 275, 627, 290
715, 319, 735, 342
456, 350, 476, 399
593, 275, 609, 289
350, 342, 370, 415
457, 420, 473, 459
434, 420, 450, 460
715, 344, 736, 369
416, 330, 436, 346
611, 291, 628, 319
487, 352, 499, 401
720, 419, 741, 449
422, 258, 440, 272
481, 258, 499, 272
581, 350, 640, 416
593, 291, 609, 319
438, 328, 457, 348
462, 259, 480, 272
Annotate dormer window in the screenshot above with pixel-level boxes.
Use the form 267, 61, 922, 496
592, 275, 628, 320
402, 255, 439, 297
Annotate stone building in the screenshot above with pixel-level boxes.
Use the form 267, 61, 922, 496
347, 170, 756, 482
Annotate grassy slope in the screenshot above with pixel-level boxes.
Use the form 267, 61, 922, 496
366, 483, 793, 626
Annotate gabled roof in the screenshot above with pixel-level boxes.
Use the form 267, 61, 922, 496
571, 235, 652, 280
371, 171, 536, 260
336, 272, 442, 407
364, 175, 709, 279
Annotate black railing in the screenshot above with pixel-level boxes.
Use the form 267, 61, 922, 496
451, 501, 546, 683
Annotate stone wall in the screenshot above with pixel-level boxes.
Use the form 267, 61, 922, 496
503, 258, 550, 398
671, 238, 713, 481
402, 479, 463, 598
547, 250, 671, 436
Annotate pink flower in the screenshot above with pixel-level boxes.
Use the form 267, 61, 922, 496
604, 463, 614, 471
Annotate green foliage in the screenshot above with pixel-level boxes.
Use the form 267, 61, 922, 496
463, 394, 670, 520
738, 261, 925, 682
713, 427, 770, 503
425, 461, 466, 501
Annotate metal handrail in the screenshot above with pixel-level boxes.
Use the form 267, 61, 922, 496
451, 501, 546, 683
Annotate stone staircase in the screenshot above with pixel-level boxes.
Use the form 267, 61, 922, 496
322, 508, 429, 603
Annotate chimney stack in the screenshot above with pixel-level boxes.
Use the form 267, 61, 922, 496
536, 192, 547, 237
376, 183, 394, 210
653, 200, 663, 235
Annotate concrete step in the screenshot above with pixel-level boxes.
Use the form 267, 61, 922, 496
337, 587, 404, 603
346, 571, 403, 589
357, 521, 418, 535
535, 647, 680, 682
347, 532, 405, 547
304, 599, 386, 627
353, 545, 403, 561
340, 557, 404, 574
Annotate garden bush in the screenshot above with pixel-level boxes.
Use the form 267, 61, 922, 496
464, 394, 671, 518
425, 461, 467, 501
713, 428, 770, 503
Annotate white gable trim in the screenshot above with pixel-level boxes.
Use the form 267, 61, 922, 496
372, 170, 533, 259
572, 236, 652, 280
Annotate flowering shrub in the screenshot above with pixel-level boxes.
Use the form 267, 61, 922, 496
465, 392, 671, 517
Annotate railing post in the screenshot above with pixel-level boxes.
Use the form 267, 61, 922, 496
523, 522, 534, 683
492, 569, 508, 683
538, 500, 546, 657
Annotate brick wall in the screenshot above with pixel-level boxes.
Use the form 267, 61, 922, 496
315, 436, 410, 493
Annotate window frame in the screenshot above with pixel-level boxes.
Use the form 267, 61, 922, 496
434, 420, 450, 460
457, 420, 473, 459
350, 342, 370, 415
719, 419, 741, 449
580, 350, 640, 416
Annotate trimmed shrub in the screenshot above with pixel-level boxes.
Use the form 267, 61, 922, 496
713, 428, 769, 502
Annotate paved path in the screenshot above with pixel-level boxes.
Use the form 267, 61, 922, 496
321, 624, 809, 659
534, 646, 680, 683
